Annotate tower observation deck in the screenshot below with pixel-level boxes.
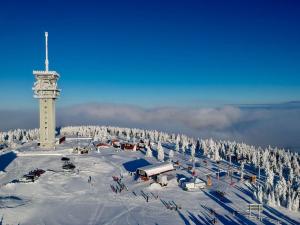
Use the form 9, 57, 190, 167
33, 32, 60, 149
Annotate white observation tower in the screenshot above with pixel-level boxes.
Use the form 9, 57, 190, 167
33, 32, 60, 149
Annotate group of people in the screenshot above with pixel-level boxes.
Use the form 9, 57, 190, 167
110, 176, 127, 193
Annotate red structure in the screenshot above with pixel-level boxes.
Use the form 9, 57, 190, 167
121, 143, 135, 150
111, 139, 121, 148
96, 143, 110, 148
59, 136, 66, 144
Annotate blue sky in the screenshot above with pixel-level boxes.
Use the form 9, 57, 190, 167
1, 0, 300, 150
1, 0, 300, 109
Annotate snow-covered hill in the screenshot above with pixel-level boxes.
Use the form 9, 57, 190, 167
0, 126, 299, 225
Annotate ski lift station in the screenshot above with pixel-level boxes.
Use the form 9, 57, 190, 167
137, 162, 174, 178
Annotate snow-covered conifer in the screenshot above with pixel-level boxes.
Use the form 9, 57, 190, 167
175, 140, 180, 152
169, 149, 174, 159
291, 192, 299, 211
157, 141, 164, 161
145, 146, 152, 157
190, 144, 195, 159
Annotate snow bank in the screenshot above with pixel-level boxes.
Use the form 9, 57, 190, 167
147, 182, 162, 190
2, 183, 16, 190
167, 178, 178, 188
0, 171, 6, 176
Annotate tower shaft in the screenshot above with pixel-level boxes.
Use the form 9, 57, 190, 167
39, 98, 56, 148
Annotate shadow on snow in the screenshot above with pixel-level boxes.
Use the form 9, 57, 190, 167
122, 158, 151, 172
0, 151, 17, 172
203, 191, 257, 225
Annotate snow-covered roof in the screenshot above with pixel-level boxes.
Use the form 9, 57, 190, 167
33, 70, 59, 76
137, 162, 174, 177
193, 177, 205, 184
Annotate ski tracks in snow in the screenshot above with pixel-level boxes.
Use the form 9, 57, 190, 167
102, 205, 138, 225
87, 198, 104, 225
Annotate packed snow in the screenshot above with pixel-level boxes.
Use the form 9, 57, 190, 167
0, 126, 299, 225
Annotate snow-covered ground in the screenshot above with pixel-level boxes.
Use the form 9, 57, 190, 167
0, 139, 299, 225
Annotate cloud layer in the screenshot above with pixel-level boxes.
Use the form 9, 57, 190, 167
60, 104, 242, 130
1, 102, 300, 151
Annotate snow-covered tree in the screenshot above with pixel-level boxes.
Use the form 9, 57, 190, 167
275, 175, 287, 207
157, 141, 164, 161
175, 140, 180, 152
291, 193, 299, 211
265, 163, 275, 188
214, 147, 220, 161
287, 191, 292, 211
21, 134, 28, 143
267, 190, 276, 207
145, 146, 153, 157
256, 185, 263, 203
190, 144, 195, 161
240, 162, 245, 181
169, 149, 174, 159
195, 138, 201, 154
181, 142, 186, 155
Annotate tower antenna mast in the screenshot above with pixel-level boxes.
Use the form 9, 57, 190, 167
45, 32, 49, 71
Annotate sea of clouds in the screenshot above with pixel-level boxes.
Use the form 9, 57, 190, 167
1, 101, 300, 151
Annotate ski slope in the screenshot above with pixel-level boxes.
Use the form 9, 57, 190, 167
0, 138, 299, 225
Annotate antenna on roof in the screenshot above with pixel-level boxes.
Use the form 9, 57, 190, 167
45, 32, 49, 71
